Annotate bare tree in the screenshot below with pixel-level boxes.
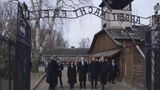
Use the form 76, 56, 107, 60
0, 2, 17, 71
28, 0, 92, 70
0, 0, 92, 71
79, 37, 91, 48
0, 2, 17, 40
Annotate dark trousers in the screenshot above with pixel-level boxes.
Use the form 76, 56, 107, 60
49, 84, 56, 90
109, 72, 116, 83
91, 79, 97, 89
110, 76, 116, 83
80, 81, 86, 88
101, 83, 105, 90
70, 83, 74, 89
58, 75, 63, 87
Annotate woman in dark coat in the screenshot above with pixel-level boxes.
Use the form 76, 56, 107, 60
67, 61, 77, 90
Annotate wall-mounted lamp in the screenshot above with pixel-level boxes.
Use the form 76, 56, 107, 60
154, 3, 160, 15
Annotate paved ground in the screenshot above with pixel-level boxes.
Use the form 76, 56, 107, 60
34, 67, 140, 90
31, 71, 45, 90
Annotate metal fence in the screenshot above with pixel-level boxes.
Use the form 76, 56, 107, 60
145, 27, 160, 90
0, 37, 15, 90
0, 2, 31, 90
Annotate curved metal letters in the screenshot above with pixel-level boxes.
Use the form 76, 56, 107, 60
25, 6, 150, 25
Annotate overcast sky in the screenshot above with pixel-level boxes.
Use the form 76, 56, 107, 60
17, 0, 160, 48
63, 0, 101, 48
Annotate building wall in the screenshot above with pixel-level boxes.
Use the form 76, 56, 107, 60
91, 33, 118, 53
119, 49, 124, 81
122, 40, 134, 83
133, 46, 144, 87
121, 40, 144, 88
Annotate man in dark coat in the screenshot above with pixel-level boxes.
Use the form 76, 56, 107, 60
88, 57, 99, 89
108, 59, 118, 84
57, 60, 64, 88
99, 57, 109, 90
77, 57, 88, 89
67, 61, 77, 90
46, 59, 58, 90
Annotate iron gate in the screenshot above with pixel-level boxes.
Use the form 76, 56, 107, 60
0, 2, 31, 90
14, 3, 31, 90
0, 36, 15, 90
145, 27, 160, 90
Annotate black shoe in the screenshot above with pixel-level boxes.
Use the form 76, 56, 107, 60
95, 86, 97, 89
70, 87, 73, 90
101, 85, 104, 90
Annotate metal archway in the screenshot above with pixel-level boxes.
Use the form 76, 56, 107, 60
24, 6, 150, 25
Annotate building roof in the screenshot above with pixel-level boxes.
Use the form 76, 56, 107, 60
89, 26, 150, 53
43, 48, 89, 57
88, 30, 122, 53
99, 0, 133, 9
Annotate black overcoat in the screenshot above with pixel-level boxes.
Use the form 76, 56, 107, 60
88, 61, 99, 80
77, 61, 88, 81
100, 62, 109, 84
46, 60, 58, 85
67, 65, 77, 84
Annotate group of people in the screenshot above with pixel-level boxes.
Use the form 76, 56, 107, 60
46, 57, 118, 90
